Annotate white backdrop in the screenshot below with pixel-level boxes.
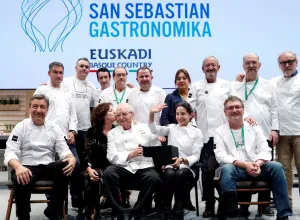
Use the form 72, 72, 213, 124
1, 0, 299, 89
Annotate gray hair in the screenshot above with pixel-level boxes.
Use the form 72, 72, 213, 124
76, 57, 90, 65
49, 62, 64, 71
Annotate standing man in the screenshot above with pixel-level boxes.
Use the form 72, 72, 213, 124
4, 94, 76, 220
233, 53, 279, 215
62, 58, 97, 212
272, 51, 300, 208
127, 66, 166, 124
100, 66, 131, 109
34, 62, 80, 211
189, 56, 235, 217
214, 95, 292, 220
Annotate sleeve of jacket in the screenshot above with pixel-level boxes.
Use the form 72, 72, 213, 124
4, 122, 24, 166
106, 129, 129, 166
68, 95, 78, 132
214, 126, 236, 164
270, 84, 279, 130
254, 126, 272, 161
186, 129, 203, 167
160, 94, 171, 126
148, 122, 170, 136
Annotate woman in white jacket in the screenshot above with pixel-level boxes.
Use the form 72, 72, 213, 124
148, 102, 203, 220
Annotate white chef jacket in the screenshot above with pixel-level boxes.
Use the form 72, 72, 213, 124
127, 85, 166, 124
272, 74, 300, 135
4, 118, 72, 166
148, 123, 203, 174
100, 86, 131, 110
62, 76, 97, 131
107, 122, 161, 173
189, 78, 235, 143
34, 85, 78, 137
232, 77, 279, 139
214, 122, 271, 166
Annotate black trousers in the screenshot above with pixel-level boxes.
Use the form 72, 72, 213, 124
201, 137, 218, 208
103, 166, 161, 218
163, 168, 194, 212
11, 160, 69, 219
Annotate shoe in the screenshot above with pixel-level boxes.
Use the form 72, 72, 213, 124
239, 206, 251, 217
128, 215, 141, 220
262, 206, 275, 216
185, 200, 196, 211
44, 206, 63, 220
276, 217, 289, 220
202, 207, 215, 218
111, 215, 125, 220
75, 213, 85, 220
122, 197, 131, 208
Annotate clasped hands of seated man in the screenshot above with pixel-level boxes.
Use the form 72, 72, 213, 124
233, 159, 267, 177
14, 156, 76, 185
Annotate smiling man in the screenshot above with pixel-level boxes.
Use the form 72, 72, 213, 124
214, 96, 291, 220
127, 66, 166, 124
4, 95, 76, 220
272, 51, 300, 207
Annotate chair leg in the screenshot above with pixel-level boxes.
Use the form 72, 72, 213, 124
194, 183, 199, 216
5, 190, 14, 220
63, 195, 68, 220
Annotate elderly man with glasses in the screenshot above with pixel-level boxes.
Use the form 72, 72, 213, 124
214, 95, 292, 220
103, 103, 162, 220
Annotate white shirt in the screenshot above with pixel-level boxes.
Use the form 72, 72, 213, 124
4, 118, 72, 166
233, 77, 279, 139
107, 122, 161, 174
148, 123, 203, 173
62, 76, 97, 131
189, 78, 235, 143
100, 86, 131, 109
214, 122, 271, 165
272, 74, 300, 135
34, 85, 78, 136
127, 85, 166, 124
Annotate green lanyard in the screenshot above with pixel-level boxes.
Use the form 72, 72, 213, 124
113, 85, 126, 104
179, 93, 185, 102
245, 77, 259, 101
230, 125, 245, 149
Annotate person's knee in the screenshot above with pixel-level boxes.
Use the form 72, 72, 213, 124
221, 164, 235, 176
145, 169, 161, 185
165, 168, 175, 178
268, 161, 284, 172
103, 166, 118, 184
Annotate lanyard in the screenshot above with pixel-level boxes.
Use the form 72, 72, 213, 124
244, 77, 259, 101
179, 93, 185, 102
113, 86, 126, 104
230, 125, 245, 149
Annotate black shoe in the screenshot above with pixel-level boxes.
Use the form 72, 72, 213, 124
262, 206, 275, 216
239, 206, 250, 217
276, 217, 289, 220
185, 200, 196, 211
111, 215, 125, 220
202, 207, 215, 218
44, 206, 63, 220
122, 197, 131, 208
75, 213, 85, 220
128, 215, 141, 220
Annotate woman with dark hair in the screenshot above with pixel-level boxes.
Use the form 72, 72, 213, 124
160, 69, 191, 125
149, 102, 203, 220
82, 103, 116, 220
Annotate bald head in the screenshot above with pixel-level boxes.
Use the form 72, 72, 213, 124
243, 53, 259, 63
243, 53, 261, 80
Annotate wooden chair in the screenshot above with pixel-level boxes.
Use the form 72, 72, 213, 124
5, 168, 68, 220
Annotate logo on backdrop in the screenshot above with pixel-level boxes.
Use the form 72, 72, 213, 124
21, 0, 83, 52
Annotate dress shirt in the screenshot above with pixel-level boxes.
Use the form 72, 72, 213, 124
214, 122, 271, 166
272, 74, 300, 135
127, 85, 166, 124
62, 76, 97, 131
148, 123, 203, 172
232, 77, 279, 139
34, 85, 78, 136
4, 118, 71, 166
107, 122, 161, 173
99, 86, 131, 110
189, 78, 235, 143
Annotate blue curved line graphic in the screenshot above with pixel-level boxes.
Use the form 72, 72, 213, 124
48, 0, 83, 52
21, 0, 83, 52
21, 0, 47, 52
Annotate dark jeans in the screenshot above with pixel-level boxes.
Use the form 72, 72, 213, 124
11, 160, 69, 219
69, 144, 82, 201
200, 137, 218, 209
75, 130, 87, 164
103, 166, 161, 218
163, 168, 194, 212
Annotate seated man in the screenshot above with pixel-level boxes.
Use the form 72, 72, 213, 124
214, 96, 292, 220
4, 94, 76, 220
103, 103, 162, 220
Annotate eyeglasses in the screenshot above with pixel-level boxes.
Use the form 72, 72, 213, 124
116, 112, 132, 118
279, 60, 296, 66
225, 105, 243, 111
79, 64, 89, 69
